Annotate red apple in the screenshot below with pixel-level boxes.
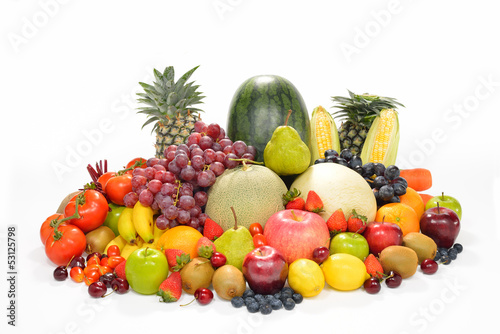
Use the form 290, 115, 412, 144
420, 205, 460, 249
242, 246, 288, 295
263, 209, 330, 264
363, 221, 403, 256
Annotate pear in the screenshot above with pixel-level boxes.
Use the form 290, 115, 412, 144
264, 109, 311, 176
214, 207, 255, 271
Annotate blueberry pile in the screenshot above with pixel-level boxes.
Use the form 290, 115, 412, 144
230, 287, 303, 315
434, 243, 463, 265
314, 149, 408, 206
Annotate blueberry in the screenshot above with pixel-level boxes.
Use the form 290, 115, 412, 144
254, 294, 266, 305
440, 254, 451, 265
259, 304, 272, 315
453, 243, 463, 253
281, 287, 294, 295
246, 301, 260, 313
242, 289, 255, 298
244, 297, 256, 305
231, 296, 245, 308
270, 298, 282, 310
273, 292, 282, 299
438, 248, 448, 256
283, 297, 296, 310
433, 252, 441, 262
264, 294, 275, 302
292, 293, 303, 304
448, 248, 458, 260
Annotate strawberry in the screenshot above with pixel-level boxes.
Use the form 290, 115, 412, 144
364, 254, 384, 280
114, 260, 126, 280
304, 190, 324, 213
282, 188, 302, 207
347, 209, 368, 233
326, 208, 347, 235
286, 197, 305, 210
196, 236, 216, 259
157, 272, 182, 303
203, 217, 224, 241
165, 249, 191, 272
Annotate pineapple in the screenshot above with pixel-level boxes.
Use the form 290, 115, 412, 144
331, 90, 403, 156
137, 65, 205, 158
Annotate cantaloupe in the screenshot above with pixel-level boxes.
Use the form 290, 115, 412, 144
205, 164, 287, 231
290, 163, 377, 222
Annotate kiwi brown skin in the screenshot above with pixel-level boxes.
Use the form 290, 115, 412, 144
85, 226, 115, 254
212, 264, 246, 300
180, 257, 215, 294
402, 232, 438, 264
379, 245, 419, 279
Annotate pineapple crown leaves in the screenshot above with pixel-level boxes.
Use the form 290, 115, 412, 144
331, 90, 404, 126
137, 65, 205, 133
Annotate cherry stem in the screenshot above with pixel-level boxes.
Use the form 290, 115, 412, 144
180, 297, 196, 307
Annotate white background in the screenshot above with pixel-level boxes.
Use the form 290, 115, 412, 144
1, 0, 500, 333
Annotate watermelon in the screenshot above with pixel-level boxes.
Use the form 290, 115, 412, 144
227, 75, 311, 162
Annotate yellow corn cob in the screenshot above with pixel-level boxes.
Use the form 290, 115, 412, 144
310, 106, 340, 164
360, 108, 400, 166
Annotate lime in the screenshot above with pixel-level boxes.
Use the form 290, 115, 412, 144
321, 253, 370, 291
288, 259, 325, 297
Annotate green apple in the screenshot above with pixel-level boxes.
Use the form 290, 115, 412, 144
425, 192, 462, 220
103, 203, 125, 236
125, 248, 169, 295
329, 232, 369, 261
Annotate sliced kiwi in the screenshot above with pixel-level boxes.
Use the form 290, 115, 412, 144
212, 265, 246, 300
180, 257, 215, 294
402, 232, 437, 264
85, 226, 115, 254
379, 245, 419, 279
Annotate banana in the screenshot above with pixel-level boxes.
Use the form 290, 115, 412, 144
150, 219, 167, 250
132, 202, 155, 244
117, 207, 137, 244
103, 234, 128, 254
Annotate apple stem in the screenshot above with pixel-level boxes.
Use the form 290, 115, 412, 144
441, 192, 445, 200
284, 109, 293, 127
382, 215, 386, 223
231, 206, 238, 230
436, 202, 440, 214
291, 210, 298, 221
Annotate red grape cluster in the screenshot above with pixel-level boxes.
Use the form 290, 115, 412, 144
122, 121, 256, 233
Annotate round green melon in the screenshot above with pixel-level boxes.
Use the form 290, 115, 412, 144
227, 75, 310, 162
205, 164, 287, 231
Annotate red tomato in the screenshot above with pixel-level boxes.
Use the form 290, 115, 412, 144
64, 190, 109, 233
45, 224, 86, 266
253, 233, 267, 248
97, 171, 116, 192
40, 214, 64, 245
126, 157, 147, 171
249, 222, 264, 237
107, 256, 125, 269
106, 174, 133, 206
106, 245, 121, 257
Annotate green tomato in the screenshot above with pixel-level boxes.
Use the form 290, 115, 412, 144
103, 203, 125, 236
125, 248, 169, 295
425, 192, 462, 220
330, 232, 369, 261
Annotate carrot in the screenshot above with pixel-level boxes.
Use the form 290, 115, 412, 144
418, 193, 434, 206
399, 168, 432, 192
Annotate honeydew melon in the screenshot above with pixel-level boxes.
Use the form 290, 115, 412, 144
290, 163, 377, 222
205, 164, 287, 231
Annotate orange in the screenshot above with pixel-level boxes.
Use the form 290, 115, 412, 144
156, 225, 203, 259
399, 187, 425, 219
375, 203, 419, 236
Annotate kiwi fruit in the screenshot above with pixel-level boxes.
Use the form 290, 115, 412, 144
180, 257, 215, 294
56, 191, 81, 214
379, 245, 419, 279
85, 226, 115, 254
402, 232, 437, 264
212, 265, 246, 300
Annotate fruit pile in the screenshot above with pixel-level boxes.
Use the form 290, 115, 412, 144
41, 66, 464, 315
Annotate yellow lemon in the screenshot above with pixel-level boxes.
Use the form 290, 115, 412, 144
321, 253, 370, 291
288, 259, 325, 297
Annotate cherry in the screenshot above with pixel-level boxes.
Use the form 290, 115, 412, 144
111, 278, 129, 294
421, 259, 438, 275
194, 288, 214, 305
86, 252, 102, 262
99, 273, 116, 288
210, 252, 227, 268
363, 277, 381, 294
312, 246, 330, 264
88, 281, 107, 298
70, 256, 86, 269
53, 266, 68, 281
385, 271, 402, 288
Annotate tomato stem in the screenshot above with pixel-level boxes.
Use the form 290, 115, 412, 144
51, 193, 84, 241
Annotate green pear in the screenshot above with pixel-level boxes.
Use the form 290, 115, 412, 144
214, 207, 254, 271
264, 109, 311, 176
